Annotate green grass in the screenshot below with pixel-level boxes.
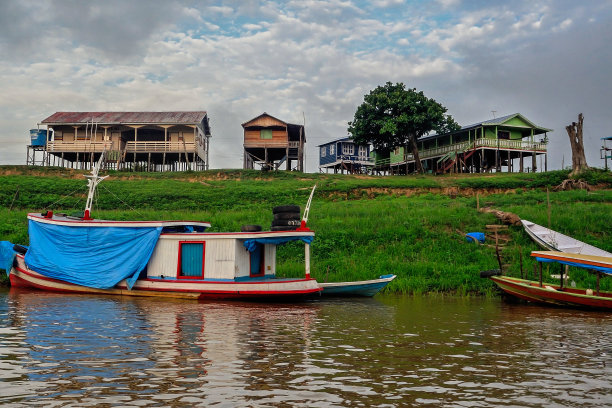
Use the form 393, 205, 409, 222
1, 166, 611, 294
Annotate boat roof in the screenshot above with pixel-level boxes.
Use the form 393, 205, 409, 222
531, 251, 612, 274
28, 213, 212, 228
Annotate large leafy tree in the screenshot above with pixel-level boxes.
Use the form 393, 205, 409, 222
348, 82, 460, 173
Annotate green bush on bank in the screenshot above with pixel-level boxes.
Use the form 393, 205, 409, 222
0, 166, 610, 294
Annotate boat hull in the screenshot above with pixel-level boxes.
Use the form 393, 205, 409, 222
490, 275, 612, 310
10, 256, 322, 300
319, 274, 396, 297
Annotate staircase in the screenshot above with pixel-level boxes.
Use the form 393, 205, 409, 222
437, 143, 477, 174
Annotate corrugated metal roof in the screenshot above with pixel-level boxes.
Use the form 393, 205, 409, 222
41, 111, 208, 125
317, 137, 353, 147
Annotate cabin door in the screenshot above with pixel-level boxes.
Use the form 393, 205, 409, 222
178, 242, 205, 279
249, 244, 265, 277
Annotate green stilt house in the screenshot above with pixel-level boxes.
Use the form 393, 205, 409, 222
380, 113, 551, 174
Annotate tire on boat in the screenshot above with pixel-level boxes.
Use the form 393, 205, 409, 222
13, 244, 27, 255
273, 205, 300, 214
271, 219, 302, 227
273, 212, 301, 221
479, 269, 502, 278
241, 225, 263, 232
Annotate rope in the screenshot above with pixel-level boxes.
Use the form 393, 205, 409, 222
99, 184, 145, 217
46, 185, 87, 210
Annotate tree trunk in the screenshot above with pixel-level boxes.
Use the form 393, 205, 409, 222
565, 113, 589, 176
408, 135, 424, 173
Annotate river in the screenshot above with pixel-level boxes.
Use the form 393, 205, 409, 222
0, 289, 609, 407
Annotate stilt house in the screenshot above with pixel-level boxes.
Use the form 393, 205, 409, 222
242, 113, 305, 171
318, 137, 373, 174
28, 111, 211, 171
376, 113, 551, 174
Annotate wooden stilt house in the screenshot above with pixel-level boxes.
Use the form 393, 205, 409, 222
378, 113, 551, 174
242, 113, 305, 171
29, 112, 211, 171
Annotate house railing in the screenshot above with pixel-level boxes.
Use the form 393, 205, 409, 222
403, 138, 547, 162
336, 154, 374, 164
125, 141, 196, 152
46, 140, 197, 153
46, 141, 114, 152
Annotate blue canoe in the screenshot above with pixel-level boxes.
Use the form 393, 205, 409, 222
319, 274, 396, 297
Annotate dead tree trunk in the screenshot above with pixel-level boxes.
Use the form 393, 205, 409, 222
565, 113, 589, 176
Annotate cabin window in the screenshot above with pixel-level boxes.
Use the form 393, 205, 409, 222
321, 147, 326, 157
178, 241, 205, 279
260, 129, 273, 139
343, 144, 354, 155
498, 130, 510, 140
330, 145, 335, 155
249, 244, 265, 277
358, 145, 367, 157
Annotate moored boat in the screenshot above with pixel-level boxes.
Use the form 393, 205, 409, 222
4, 153, 324, 300
520, 220, 612, 257
319, 274, 396, 296
483, 251, 612, 310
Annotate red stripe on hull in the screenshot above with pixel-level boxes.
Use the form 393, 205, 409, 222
491, 276, 612, 310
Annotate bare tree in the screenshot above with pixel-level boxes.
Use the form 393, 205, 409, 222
565, 113, 589, 176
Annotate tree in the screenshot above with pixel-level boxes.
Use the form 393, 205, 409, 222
565, 113, 589, 176
348, 82, 460, 173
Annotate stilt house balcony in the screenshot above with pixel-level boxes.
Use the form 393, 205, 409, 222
403, 138, 547, 162
46, 140, 198, 153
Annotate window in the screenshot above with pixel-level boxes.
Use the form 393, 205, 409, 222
342, 143, 354, 155
260, 129, 273, 139
498, 130, 510, 140
321, 147, 326, 157
178, 242, 205, 279
358, 145, 367, 158
330, 145, 335, 155
54, 131, 63, 141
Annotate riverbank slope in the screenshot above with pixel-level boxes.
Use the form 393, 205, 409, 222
1, 166, 610, 294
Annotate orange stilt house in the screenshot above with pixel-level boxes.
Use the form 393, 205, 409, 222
242, 113, 305, 171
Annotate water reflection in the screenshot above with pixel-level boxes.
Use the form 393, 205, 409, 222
0, 289, 610, 407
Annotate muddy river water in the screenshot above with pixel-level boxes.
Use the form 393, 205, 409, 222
0, 289, 610, 407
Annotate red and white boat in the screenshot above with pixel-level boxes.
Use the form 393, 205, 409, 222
6, 154, 322, 300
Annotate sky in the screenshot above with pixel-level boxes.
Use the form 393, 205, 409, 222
1, 0, 611, 172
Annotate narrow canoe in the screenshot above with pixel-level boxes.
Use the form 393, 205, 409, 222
521, 220, 612, 257
319, 274, 396, 297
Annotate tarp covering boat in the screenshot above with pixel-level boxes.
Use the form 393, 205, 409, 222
243, 236, 314, 252
0, 241, 17, 276
24, 219, 162, 289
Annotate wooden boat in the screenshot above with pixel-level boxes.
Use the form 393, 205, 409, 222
483, 251, 612, 310
319, 274, 396, 296
520, 220, 612, 257
5, 154, 323, 300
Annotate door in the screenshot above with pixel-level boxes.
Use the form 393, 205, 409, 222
178, 242, 205, 279
249, 244, 265, 277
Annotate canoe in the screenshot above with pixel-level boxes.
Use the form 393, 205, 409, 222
483, 251, 612, 310
520, 220, 612, 257
319, 274, 396, 297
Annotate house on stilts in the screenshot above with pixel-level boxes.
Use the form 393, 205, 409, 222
317, 137, 373, 174
27, 111, 211, 171
242, 113, 305, 171
372, 113, 551, 174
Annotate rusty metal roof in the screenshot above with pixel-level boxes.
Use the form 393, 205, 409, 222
41, 111, 208, 125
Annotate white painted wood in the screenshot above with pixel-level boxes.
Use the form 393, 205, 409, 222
521, 220, 612, 257
148, 239, 179, 278
205, 239, 235, 279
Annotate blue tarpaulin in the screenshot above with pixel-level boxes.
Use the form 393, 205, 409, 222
24, 220, 162, 289
534, 256, 612, 276
243, 236, 314, 252
0, 241, 18, 277
466, 232, 485, 244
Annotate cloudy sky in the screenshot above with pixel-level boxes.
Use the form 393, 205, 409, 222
1, 0, 610, 172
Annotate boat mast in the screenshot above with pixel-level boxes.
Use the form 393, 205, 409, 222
84, 151, 108, 220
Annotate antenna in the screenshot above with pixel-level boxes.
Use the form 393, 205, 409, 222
491, 110, 497, 119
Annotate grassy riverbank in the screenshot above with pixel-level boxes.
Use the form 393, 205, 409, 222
1, 166, 611, 294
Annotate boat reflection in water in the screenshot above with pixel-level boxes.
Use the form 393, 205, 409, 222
1, 290, 610, 407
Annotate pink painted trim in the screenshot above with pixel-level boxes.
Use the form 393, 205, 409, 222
177, 241, 206, 279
